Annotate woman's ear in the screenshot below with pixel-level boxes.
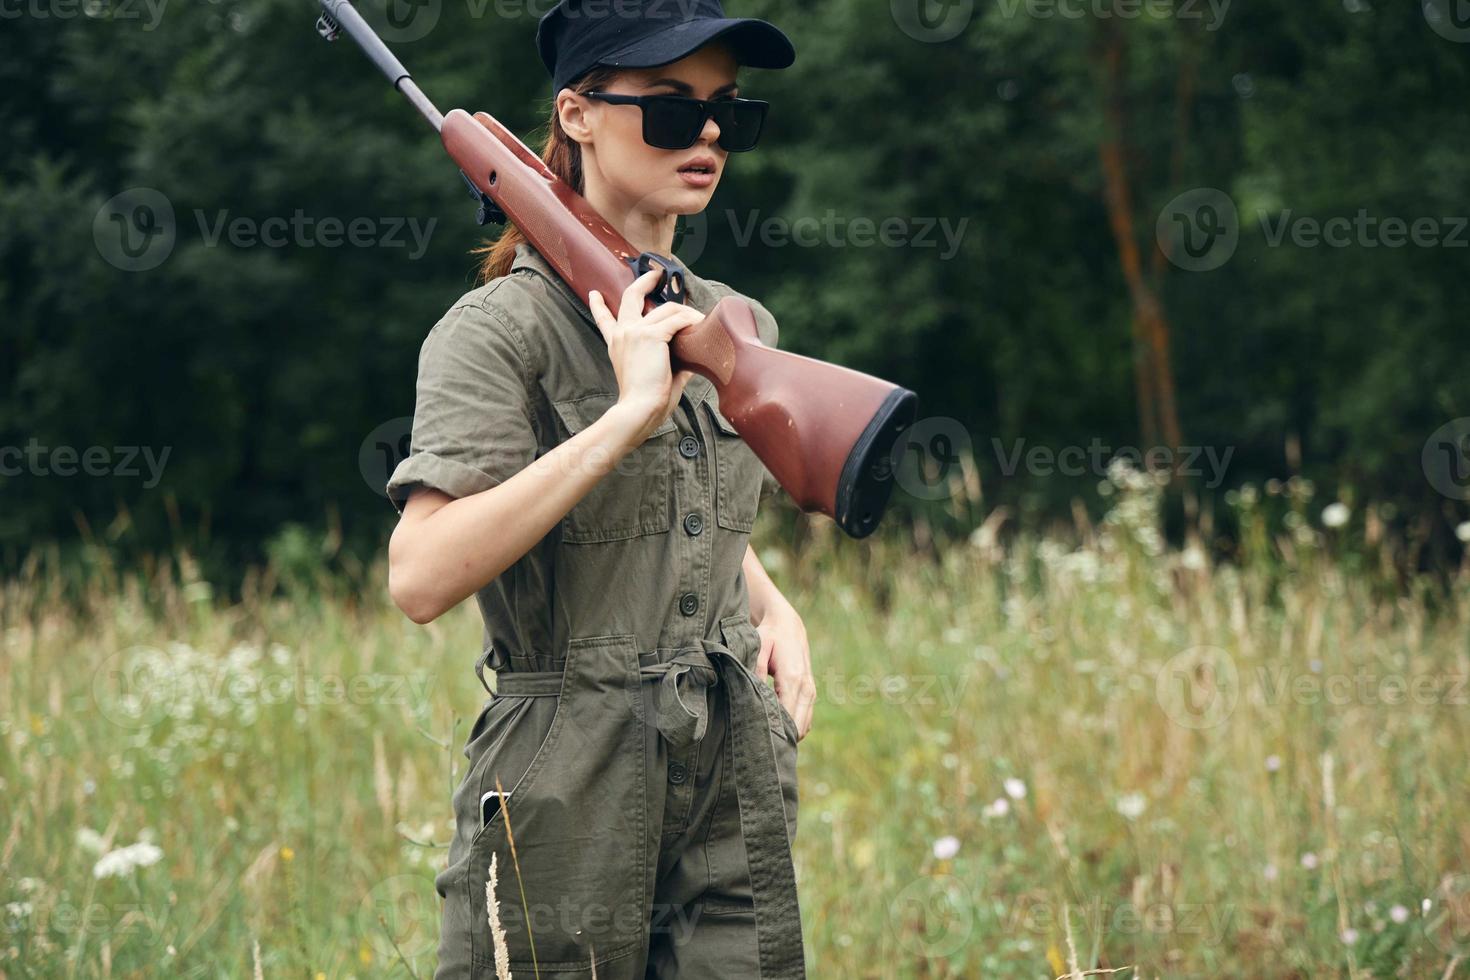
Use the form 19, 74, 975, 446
556, 90, 595, 146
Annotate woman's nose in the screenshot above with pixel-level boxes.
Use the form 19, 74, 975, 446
698, 111, 721, 146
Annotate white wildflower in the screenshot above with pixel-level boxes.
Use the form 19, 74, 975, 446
1322, 503, 1350, 528
92, 841, 164, 880
1390, 904, 1410, 924
1115, 792, 1147, 820
982, 798, 1010, 819
1300, 852, 1319, 870
1003, 778, 1027, 800
77, 827, 107, 855
1457, 522, 1470, 544
932, 835, 961, 860
1340, 927, 1359, 945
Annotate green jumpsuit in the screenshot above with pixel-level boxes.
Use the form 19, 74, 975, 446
386, 241, 804, 979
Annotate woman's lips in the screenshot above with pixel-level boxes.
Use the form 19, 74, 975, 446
677, 155, 718, 189
677, 169, 716, 188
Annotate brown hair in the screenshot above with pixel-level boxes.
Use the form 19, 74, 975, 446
472, 66, 624, 284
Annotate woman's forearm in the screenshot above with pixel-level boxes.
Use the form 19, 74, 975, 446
743, 543, 793, 627
388, 403, 652, 623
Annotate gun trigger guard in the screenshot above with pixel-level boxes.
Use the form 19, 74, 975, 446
626, 252, 687, 306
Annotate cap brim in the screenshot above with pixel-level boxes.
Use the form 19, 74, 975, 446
599, 17, 795, 73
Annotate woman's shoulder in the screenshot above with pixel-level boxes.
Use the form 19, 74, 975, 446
426, 268, 564, 350
413, 270, 566, 386
443, 266, 562, 326
691, 273, 781, 350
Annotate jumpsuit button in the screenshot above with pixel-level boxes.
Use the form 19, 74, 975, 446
683, 512, 704, 536
679, 592, 699, 616
678, 435, 700, 458
668, 761, 688, 784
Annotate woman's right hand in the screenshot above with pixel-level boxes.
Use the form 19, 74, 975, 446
589, 268, 704, 442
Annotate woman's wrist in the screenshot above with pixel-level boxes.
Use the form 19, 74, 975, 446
600, 400, 662, 453
743, 545, 792, 627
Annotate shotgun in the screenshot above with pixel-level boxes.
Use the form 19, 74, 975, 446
316, 0, 918, 538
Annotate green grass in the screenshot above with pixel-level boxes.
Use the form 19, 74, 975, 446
3, 470, 1468, 978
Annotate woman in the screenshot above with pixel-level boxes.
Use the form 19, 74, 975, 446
384, 1, 815, 976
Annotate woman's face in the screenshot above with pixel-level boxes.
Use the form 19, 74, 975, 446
561, 43, 741, 230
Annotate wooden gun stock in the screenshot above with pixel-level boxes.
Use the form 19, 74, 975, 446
443, 108, 919, 537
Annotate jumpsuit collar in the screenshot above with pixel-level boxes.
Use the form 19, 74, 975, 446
510, 241, 723, 412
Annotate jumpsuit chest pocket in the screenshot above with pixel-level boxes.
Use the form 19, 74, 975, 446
550, 391, 677, 543
706, 403, 763, 533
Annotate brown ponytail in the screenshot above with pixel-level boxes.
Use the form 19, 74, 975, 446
472, 66, 624, 284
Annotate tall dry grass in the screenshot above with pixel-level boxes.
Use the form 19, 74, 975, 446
2, 462, 1467, 977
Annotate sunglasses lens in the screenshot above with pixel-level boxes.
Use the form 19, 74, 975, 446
713, 100, 766, 152
643, 97, 705, 149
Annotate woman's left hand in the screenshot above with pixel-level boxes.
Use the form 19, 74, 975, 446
754, 602, 815, 742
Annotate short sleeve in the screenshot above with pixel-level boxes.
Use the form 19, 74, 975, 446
385, 299, 538, 514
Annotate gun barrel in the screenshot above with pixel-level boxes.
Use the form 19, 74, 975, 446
318, 0, 443, 131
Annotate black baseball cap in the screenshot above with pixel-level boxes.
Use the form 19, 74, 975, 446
536, 0, 795, 95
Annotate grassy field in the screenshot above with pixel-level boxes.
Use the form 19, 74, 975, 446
3, 467, 1469, 978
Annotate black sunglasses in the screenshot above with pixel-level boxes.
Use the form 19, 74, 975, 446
584, 92, 769, 152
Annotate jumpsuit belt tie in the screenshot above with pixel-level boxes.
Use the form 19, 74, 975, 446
640, 638, 806, 980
